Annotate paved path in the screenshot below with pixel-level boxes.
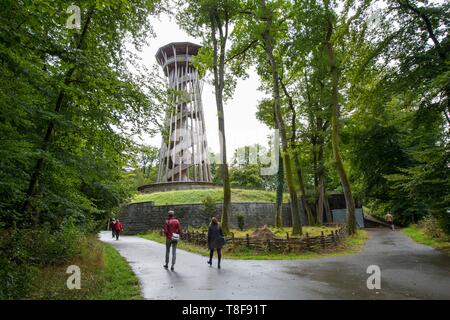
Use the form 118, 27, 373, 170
99, 229, 450, 299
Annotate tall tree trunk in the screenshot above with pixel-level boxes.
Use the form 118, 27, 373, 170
317, 174, 325, 225
22, 7, 95, 217
294, 152, 314, 225
312, 137, 319, 193
210, 11, 230, 234
316, 120, 325, 224
261, 1, 302, 235
325, 17, 356, 235
275, 150, 284, 228
323, 184, 332, 223
280, 77, 313, 226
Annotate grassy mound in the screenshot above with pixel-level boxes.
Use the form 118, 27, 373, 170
132, 188, 289, 205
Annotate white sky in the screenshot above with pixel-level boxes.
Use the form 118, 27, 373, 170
135, 13, 272, 161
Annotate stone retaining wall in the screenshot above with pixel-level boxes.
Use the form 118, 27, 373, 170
118, 201, 308, 235
118, 193, 355, 235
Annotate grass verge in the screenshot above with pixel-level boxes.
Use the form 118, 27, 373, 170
139, 228, 368, 260
402, 225, 450, 254
29, 236, 142, 299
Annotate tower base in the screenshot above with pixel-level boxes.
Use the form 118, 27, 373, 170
138, 182, 218, 194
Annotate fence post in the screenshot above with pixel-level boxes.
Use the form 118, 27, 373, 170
267, 239, 271, 251
306, 233, 310, 251
331, 231, 336, 246
335, 229, 339, 241
231, 232, 235, 243
286, 232, 289, 240
321, 231, 325, 249
246, 234, 250, 247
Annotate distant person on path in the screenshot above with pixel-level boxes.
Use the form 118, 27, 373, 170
111, 218, 116, 238
207, 217, 225, 269
164, 210, 181, 271
385, 212, 394, 231
114, 219, 123, 240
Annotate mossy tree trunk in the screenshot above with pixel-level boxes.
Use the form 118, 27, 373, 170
260, 0, 302, 235
210, 10, 230, 235
325, 16, 356, 235
275, 150, 284, 228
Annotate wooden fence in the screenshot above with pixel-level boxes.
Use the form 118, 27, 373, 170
169, 225, 348, 253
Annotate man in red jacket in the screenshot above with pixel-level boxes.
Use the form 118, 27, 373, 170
164, 210, 181, 271
114, 219, 123, 240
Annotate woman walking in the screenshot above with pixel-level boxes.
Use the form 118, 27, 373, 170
207, 217, 225, 269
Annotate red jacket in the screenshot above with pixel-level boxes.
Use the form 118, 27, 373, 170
164, 218, 181, 240
114, 222, 123, 232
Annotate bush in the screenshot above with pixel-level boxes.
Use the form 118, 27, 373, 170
202, 195, 217, 218
0, 221, 84, 299
236, 214, 245, 231
418, 215, 446, 239
0, 229, 39, 299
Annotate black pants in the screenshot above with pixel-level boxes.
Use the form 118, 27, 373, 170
209, 248, 222, 265
112, 228, 116, 238
115, 230, 120, 240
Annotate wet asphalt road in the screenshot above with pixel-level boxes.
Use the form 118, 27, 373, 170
99, 229, 450, 300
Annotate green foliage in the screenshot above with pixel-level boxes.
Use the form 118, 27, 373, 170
402, 224, 450, 253
202, 195, 217, 218
130, 145, 160, 189
0, 222, 82, 299
26, 238, 141, 300
0, 0, 164, 298
230, 165, 265, 189
236, 213, 245, 231
0, 0, 163, 230
418, 215, 446, 240
229, 144, 277, 190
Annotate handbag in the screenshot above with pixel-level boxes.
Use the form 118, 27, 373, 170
172, 233, 180, 241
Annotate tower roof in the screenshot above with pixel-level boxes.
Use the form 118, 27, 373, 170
155, 42, 201, 64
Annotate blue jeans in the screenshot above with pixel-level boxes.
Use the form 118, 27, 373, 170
165, 239, 177, 266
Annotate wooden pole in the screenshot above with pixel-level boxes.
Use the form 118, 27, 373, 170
321, 231, 325, 249
305, 232, 310, 251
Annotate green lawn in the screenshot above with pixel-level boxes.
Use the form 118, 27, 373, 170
402, 225, 450, 254
229, 226, 338, 238
139, 228, 368, 260
29, 237, 142, 300
132, 188, 289, 205
187, 225, 338, 238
